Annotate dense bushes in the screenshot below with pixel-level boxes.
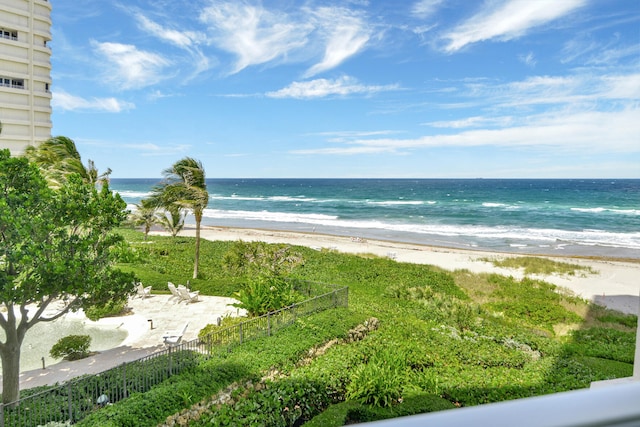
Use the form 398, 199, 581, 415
50, 335, 92, 361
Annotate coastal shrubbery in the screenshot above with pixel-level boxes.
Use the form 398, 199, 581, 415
69, 230, 636, 426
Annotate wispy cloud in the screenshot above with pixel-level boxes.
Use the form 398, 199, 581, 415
519, 51, 537, 67
303, 7, 372, 77
266, 76, 399, 99
199, 2, 373, 76
199, 3, 311, 74
132, 11, 211, 79
134, 12, 202, 48
411, 0, 445, 19
426, 116, 514, 129
122, 142, 191, 156
92, 41, 172, 90
52, 89, 135, 112
293, 108, 639, 155
442, 0, 587, 52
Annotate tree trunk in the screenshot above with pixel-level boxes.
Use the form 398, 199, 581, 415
0, 332, 23, 405
193, 215, 201, 279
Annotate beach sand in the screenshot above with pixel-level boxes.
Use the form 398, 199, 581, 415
172, 225, 640, 316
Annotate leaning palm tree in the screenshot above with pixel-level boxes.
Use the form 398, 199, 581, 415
150, 157, 208, 279
128, 200, 158, 240
156, 205, 185, 237
24, 136, 111, 188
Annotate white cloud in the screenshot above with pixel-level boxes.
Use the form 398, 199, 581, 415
411, 0, 445, 19
199, 2, 373, 76
304, 7, 372, 77
134, 13, 202, 48
519, 51, 537, 67
427, 116, 514, 129
199, 3, 311, 74
92, 41, 171, 90
123, 143, 191, 156
442, 0, 587, 52
52, 90, 134, 112
294, 108, 640, 155
462, 73, 640, 108
266, 76, 399, 99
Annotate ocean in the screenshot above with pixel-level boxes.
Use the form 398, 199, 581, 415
109, 178, 640, 259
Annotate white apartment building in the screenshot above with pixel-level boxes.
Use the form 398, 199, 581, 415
0, 0, 52, 155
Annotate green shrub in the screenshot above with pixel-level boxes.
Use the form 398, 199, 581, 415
201, 378, 333, 427
233, 275, 302, 317
50, 335, 91, 361
565, 327, 636, 363
346, 347, 407, 408
198, 314, 247, 341
84, 300, 128, 321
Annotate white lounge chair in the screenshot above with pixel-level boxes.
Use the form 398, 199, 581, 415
177, 286, 199, 304
167, 282, 181, 301
163, 322, 189, 347
136, 282, 152, 299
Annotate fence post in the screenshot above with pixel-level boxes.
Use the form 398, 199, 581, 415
239, 323, 244, 344
68, 382, 73, 423
267, 312, 271, 337
169, 346, 173, 375
122, 362, 128, 399
0, 402, 4, 427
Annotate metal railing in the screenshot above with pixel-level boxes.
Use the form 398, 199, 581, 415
0, 283, 348, 427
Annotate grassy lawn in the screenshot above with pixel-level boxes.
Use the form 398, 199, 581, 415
77, 228, 636, 426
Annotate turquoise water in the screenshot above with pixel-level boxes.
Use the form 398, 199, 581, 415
110, 178, 640, 259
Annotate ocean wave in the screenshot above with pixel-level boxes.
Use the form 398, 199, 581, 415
571, 207, 640, 215
115, 190, 152, 198
366, 200, 424, 206
202, 208, 338, 222
211, 195, 318, 203
199, 208, 640, 250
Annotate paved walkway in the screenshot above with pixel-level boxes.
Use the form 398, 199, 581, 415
8, 294, 245, 391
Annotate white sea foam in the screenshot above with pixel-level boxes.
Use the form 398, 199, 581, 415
201, 208, 640, 250
114, 190, 152, 198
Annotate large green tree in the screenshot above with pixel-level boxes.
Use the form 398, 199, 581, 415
149, 157, 208, 279
0, 150, 134, 404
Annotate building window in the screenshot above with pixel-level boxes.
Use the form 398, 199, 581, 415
1, 78, 25, 89
1, 29, 18, 41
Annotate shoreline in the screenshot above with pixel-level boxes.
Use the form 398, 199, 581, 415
164, 225, 640, 316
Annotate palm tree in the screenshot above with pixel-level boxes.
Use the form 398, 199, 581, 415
156, 205, 185, 237
24, 136, 111, 188
150, 157, 208, 279
128, 200, 158, 240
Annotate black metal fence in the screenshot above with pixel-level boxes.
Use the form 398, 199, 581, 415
0, 283, 348, 427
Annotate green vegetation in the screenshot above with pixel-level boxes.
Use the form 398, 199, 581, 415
481, 256, 597, 276
0, 149, 134, 404
49, 335, 92, 361
69, 230, 635, 425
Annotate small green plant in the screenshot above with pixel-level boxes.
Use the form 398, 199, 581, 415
482, 256, 597, 276
198, 314, 247, 341
84, 300, 128, 321
346, 348, 407, 408
50, 335, 92, 361
233, 275, 301, 317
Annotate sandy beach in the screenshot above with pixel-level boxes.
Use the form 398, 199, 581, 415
170, 226, 640, 316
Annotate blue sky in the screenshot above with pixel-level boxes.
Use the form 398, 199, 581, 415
50, 0, 640, 179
